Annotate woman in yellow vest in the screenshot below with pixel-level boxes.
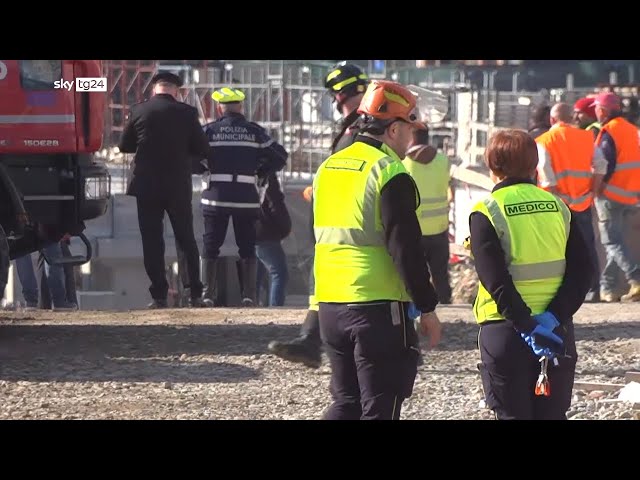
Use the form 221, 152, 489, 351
469, 130, 593, 420
403, 125, 452, 304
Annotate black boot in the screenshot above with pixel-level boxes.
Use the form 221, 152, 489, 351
148, 299, 168, 309
268, 309, 322, 368
188, 296, 205, 308
240, 257, 257, 307
202, 258, 218, 307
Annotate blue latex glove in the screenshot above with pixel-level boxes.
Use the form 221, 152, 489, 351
520, 324, 564, 358
533, 311, 559, 331
408, 303, 421, 320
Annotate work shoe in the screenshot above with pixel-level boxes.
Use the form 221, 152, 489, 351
148, 299, 168, 309
584, 290, 601, 303
187, 297, 206, 308
53, 302, 78, 312
621, 281, 640, 302
600, 291, 621, 303
268, 336, 322, 369
24, 302, 38, 311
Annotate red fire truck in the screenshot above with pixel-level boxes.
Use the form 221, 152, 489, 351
0, 60, 111, 300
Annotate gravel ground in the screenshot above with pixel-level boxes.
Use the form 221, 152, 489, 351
0, 304, 638, 420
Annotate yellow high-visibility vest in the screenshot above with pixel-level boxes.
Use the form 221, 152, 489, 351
471, 182, 571, 324
313, 141, 417, 303
403, 152, 450, 235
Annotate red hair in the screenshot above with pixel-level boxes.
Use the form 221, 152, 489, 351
485, 130, 538, 179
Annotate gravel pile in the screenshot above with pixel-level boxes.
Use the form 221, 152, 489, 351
0, 305, 637, 420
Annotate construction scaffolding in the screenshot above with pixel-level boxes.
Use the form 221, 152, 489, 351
103, 60, 341, 184
102, 60, 640, 177
177, 60, 338, 179
104, 60, 159, 149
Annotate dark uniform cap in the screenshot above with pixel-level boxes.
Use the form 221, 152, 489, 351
150, 71, 183, 88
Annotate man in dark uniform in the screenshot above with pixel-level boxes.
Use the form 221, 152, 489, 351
199, 87, 287, 307
326, 62, 370, 153
267, 62, 369, 368
118, 71, 209, 309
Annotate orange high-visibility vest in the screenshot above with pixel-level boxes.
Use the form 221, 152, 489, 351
596, 116, 640, 205
536, 122, 595, 212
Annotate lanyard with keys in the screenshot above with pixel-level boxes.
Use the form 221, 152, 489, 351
535, 356, 552, 396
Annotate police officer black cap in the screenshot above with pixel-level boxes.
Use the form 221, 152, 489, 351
150, 71, 183, 88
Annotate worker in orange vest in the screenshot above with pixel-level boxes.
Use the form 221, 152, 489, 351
573, 97, 601, 140
592, 92, 640, 302
536, 102, 607, 303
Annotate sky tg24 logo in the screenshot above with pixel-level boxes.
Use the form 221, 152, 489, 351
54, 77, 107, 92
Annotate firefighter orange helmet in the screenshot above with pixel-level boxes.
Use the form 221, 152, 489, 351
357, 80, 427, 130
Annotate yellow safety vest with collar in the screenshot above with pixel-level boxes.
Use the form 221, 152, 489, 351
471, 183, 571, 324
402, 152, 450, 236
586, 121, 601, 133
313, 141, 417, 303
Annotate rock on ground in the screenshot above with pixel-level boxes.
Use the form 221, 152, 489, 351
450, 258, 478, 304
0, 304, 638, 420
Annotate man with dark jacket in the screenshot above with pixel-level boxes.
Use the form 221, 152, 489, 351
255, 172, 291, 306
118, 71, 209, 309
528, 104, 551, 140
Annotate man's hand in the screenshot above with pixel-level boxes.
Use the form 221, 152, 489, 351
16, 212, 29, 227
418, 311, 442, 348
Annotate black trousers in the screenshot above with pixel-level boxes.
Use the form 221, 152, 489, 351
477, 320, 577, 420
319, 301, 420, 420
136, 193, 203, 301
421, 231, 452, 304
202, 210, 256, 259
573, 207, 600, 295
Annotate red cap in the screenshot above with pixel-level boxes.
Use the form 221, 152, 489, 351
574, 97, 596, 118
591, 92, 621, 110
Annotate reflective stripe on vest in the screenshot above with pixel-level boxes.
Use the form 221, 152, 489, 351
402, 153, 450, 235
210, 174, 256, 184
536, 123, 595, 212
470, 183, 570, 324
200, 198, 260, 208
596, 117, 640, 205
313, 141, 416, 303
